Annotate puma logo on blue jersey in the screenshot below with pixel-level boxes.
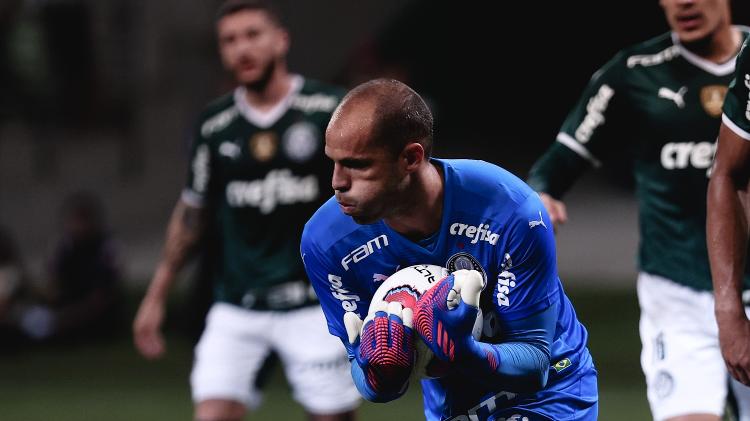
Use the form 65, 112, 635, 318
528, 211, 547, 229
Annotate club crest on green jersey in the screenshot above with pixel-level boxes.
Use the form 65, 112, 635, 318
700, 85, 727, 117
249, 132, 278, 162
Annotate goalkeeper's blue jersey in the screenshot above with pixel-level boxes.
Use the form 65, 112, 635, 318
301, 158, 596, 420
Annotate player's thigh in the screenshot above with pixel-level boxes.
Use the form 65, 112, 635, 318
190, 303, 273, 409
638, 273, 727, 420
272, 305, 360, 414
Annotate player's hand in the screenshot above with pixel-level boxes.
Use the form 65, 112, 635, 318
344, 302, 415, 399
717, 312, 750, 385
415, 269, 484, 363
133, 296, 166, 359
538, 192, 567, 231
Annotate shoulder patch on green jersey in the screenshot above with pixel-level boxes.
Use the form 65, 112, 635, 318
291, 78, 344, 114
291, 93, 338, 114
624, 33, 678, 69
201, 104, 239, 138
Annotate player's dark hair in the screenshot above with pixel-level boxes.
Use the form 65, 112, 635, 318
215, 0, 283, 27
343, 79, 434, 157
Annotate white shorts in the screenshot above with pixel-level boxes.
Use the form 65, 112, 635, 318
190, 303, 360, 414
638, 272, 750, 420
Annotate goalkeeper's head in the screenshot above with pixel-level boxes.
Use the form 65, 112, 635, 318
324, 78, 437, 226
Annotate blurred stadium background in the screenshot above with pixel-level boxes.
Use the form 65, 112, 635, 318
1, 1, 749, 419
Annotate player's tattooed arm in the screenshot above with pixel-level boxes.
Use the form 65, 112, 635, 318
133, 199, 205, 359
158, 200, 205, 285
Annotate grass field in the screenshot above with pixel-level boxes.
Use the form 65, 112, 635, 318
0, 287, 652, 420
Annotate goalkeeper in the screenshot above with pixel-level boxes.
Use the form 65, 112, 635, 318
301, 79, 598, 420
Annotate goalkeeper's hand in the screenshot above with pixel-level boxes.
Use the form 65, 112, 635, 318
415, 269, 485, 363
343, 301, 415, 402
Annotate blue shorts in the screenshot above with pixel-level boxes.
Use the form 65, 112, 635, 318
423, 354, 598, 421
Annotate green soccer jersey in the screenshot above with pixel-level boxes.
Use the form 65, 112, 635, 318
722, 38, 750, 140
183, 76, 344, 308
528, 28, 750, 291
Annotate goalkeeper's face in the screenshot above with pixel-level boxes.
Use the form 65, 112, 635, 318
325, 104, 410, 225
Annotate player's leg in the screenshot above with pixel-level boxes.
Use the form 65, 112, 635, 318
191, 303, 272, 421
638, 273, 725, 421
272, 305, 360, 420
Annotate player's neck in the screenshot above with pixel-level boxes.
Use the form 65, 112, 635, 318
242, 66, 293, 112
384, 161, 444, 241
681, 26, 742, 64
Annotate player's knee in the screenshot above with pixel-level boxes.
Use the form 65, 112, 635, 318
194, 399, 246, 421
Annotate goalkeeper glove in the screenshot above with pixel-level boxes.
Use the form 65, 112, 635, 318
344, 301, 415, 402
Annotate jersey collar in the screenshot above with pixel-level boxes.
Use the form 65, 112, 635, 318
233, 75, 304, 128
671, 26, 749, 77
378, 158, 453, 259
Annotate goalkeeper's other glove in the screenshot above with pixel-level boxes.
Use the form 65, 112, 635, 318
344, 301, 415, 402
415, 269, 485, 363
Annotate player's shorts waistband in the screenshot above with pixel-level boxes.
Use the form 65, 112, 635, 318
228, 279, 319, 311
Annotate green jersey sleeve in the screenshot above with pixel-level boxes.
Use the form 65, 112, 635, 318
722, 39, 750, 140
528, 52, 630, 198
182, 114, 218, 207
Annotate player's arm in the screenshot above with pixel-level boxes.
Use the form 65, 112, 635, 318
134, 120, 213, 359
301, 231, 413, 402
527, 53, 627, 228
417, 194, 559, 392
133, 199, 205, 359
708, 121, 750, 385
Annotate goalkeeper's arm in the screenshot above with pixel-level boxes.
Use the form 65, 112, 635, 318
460, 302, 557, 393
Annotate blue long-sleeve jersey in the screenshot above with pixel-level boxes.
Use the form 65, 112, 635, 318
301, 159, 596, 420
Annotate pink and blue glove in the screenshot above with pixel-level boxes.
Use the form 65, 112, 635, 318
415, 269, 485, 364
344, 301, 415, 402
415, 269, 556, 392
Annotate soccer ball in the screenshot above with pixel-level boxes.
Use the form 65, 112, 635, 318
369, 264, 483, 379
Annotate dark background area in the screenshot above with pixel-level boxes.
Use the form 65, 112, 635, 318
2, 0, 744, 282
1, 1, 748, 419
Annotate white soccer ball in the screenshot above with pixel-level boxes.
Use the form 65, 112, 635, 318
369, 264, 483, 379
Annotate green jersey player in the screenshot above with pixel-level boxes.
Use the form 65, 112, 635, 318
708, 39, 750, 388
528, 0, 750, 419
132, 2, 359, 421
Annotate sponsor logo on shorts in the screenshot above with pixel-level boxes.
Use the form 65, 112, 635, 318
445, 390, 518, 421
654, 370, 674, 399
